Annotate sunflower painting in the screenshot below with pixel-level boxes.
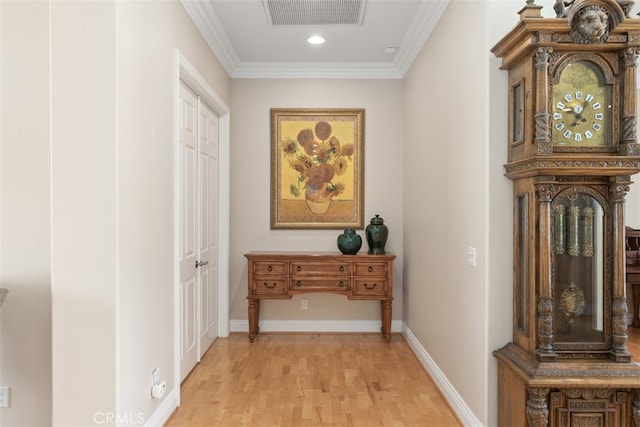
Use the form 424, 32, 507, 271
271, 108, 364, 229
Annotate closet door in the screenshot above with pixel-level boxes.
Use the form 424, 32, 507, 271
179, 82, 220, 381
198, 102, 219, 356
179, 82, 199, 381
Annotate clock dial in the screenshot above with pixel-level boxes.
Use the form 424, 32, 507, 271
551, 61, 611, 147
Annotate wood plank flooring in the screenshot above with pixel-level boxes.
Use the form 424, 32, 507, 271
166, 328, 640, 426
628, 325, 640, 361
165, 333, 462, 427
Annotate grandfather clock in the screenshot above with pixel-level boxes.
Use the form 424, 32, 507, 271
493, 1, 640, 425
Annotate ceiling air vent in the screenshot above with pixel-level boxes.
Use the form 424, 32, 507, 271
263, 0, 366, 26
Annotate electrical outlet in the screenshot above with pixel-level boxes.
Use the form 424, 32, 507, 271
0, 386, 10, 408
301, 298, 308, 310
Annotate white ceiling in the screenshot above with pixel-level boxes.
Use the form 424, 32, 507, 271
180, 0, 451, 79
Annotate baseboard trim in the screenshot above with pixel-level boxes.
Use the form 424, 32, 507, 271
229, 319, 404, 333
402, 326, 482, 426
145, 386, 178, 427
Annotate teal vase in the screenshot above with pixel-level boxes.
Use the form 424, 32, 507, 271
366, 214, 388, 254
337, 228, 362, 254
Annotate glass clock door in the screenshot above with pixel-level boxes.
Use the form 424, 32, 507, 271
551, 189, 605, 347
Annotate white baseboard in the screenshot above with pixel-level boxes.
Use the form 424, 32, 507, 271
229, 319, 404, 333
145, 386, 178, 427
402, 326, 482, 426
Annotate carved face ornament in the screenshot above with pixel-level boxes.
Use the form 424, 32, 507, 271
572, 6, 609, 43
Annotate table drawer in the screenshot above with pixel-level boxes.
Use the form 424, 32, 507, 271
354, 262, 388, 276
252, 276, 287, 295
291, 262, 350, 275
353, 279, 388, 296
290, 277, 351, 291
627, 273, 640, 284
252, 261, 288, 275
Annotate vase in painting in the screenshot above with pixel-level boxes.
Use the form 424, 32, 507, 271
305, 187, 331, 214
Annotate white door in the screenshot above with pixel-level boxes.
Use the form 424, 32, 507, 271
179, 82, 219, 381
198, 102, 219, 356
179, 83, 199, 381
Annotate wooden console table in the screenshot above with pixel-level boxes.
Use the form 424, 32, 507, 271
245, 252, 395, 342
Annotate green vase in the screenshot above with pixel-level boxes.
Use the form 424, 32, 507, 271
337, 228, 362, 255
366, 214, 388, 254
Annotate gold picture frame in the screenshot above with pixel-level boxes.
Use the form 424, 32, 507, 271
271, 108, 364, 229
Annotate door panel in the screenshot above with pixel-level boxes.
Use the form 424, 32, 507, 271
199, 102, 219, 356
179, 83, 199, 381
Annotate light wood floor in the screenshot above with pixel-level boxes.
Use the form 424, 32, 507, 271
165, 333, 462, 427
166, 329, 640, 426
628, 326, 640, 361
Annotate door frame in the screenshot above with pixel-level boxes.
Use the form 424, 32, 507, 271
173, 50, 230, 404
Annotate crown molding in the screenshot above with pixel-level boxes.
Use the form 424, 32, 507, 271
180, 0, 450, 79
180, 0, 239, 76
231, 61, 404, 79
394, 0, 450, 77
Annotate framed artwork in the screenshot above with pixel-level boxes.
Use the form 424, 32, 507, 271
271, 108, 364, 229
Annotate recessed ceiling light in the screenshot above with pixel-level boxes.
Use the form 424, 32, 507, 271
307, 35, 326, 45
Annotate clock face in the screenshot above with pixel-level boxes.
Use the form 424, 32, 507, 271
551, 61, 611, 147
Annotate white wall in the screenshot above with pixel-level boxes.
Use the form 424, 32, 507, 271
115, 0, 230, 422
486, 3, 525, 426
403, 1, 492, 422
50, 1, 119, 423
0, 2, 52, 425
1, 0, 230, 425
229, 79, 404, 327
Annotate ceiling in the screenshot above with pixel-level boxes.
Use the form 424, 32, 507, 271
179, 0, 451, 79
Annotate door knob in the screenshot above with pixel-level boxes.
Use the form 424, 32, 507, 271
195, 260, 209, 268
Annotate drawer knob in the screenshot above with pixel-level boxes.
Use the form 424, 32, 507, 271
364, 283, 377, 290
296, 266, 302, 272
368, 266, 374, 272
263, 282, 277, 289
268, 265, 273, 272
339, 266, 345, 272
339, 281, 345, 287
296, 281, 302, 287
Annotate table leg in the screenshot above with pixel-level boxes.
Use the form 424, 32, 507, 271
248, 298, 260, 342
380, 300, 392, 343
